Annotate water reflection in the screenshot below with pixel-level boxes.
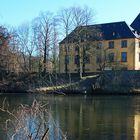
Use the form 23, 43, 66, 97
0, 95, 140, 140
0, 95, 65, 140
46, 96, 134, 140
134, 114, 140, 140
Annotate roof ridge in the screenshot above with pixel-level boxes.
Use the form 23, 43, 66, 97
82, 21, 126, 27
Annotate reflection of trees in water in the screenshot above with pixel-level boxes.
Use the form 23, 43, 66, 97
1, 95, 140, 140
0, 98, 67, 140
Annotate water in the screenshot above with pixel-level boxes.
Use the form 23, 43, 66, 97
0, 94, 140, 140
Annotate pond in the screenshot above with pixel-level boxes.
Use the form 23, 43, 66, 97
0, 94, 140, 140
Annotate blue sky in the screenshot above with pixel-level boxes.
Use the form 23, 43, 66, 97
0, 0, 139, 27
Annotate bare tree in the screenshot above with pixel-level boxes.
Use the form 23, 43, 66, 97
71, 6, 94, 27
71, 6, 95, 79
96, 44, 108, 71
58, 6, 95, 79
16, 23, 30, 72
31, 18, 43, 75
51, 18, 59, 74
36, 12, 53, 75
15, 23, 40, 73
0, 26, 12, 76
58, 8, 73, 77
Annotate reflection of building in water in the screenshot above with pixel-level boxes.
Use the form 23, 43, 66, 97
51, 96, 135, 140
134, 114, 140, 140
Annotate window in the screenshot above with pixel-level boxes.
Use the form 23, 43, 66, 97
75, 46, 79, 52
96, 56, 101, 64
96, 42, 102, 49
121, 67, 127, 70
108, 53, 114, 62
74, 55, 79, 65
0, 39, 2, 45
67, 46, 70, 52
84, 54, 90, 64
121, 40, 127, 48
85, 45, 90, 50
109, 41, 114, 49
84, 68, 90, 71
121, 52, 127, 62
65, 55, 69, 64
64, 45, 70, 52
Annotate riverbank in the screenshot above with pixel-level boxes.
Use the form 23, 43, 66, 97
29, 75, 99, 94
0, 72, 100, 95
28, 73, 140, 95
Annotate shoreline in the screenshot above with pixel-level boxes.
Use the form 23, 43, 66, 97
1, 88, 140, 96
1, 71, 140, 96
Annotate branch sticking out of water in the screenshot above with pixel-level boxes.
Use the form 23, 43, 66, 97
0, 98, 67, 140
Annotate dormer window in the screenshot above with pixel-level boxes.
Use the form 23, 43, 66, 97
113, 32, 115, 36
99, 33, 102, 37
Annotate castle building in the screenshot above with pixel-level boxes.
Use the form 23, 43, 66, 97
59, 14, 140, 74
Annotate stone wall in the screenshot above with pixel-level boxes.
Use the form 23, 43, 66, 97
100, 70, 140, 93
